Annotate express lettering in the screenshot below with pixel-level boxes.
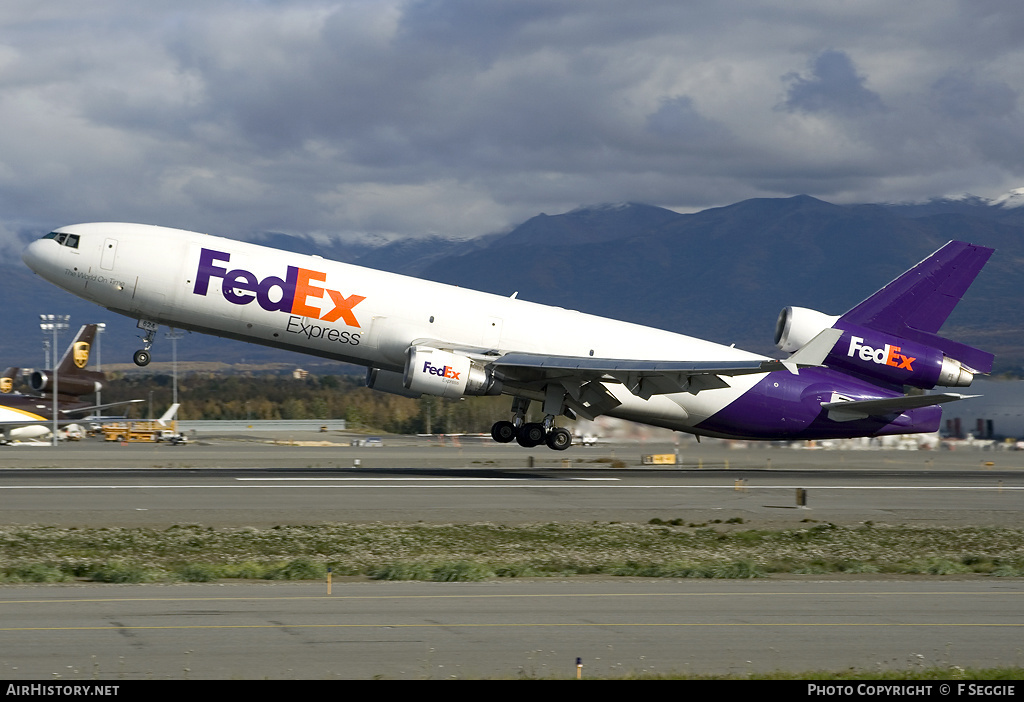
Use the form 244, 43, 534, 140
194, 249, 365, 327
286, 316, 361, 346
423, 361, 461, 381
847, 336, 915, 371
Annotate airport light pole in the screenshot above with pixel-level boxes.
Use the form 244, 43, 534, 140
39, 314, 70, 446
95, 323, 105, 416
166, 329, 184, 407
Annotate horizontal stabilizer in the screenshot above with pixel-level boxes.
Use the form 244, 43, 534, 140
821, 392, 977, 422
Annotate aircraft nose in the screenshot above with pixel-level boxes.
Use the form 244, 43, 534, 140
22, 237, 62, 280
21, 239, 54, 278
21, 238, 47, 273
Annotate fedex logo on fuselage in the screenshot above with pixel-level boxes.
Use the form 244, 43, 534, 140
847, 336, 915, 371
194, 248, 365, 327
423, 361, 460, 381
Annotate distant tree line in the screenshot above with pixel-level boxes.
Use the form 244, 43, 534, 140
97, 372, 515, 434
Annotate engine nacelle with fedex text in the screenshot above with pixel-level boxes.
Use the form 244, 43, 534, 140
22, 223, 994, 450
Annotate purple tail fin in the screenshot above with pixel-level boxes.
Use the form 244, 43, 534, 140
840, 241, 994, 373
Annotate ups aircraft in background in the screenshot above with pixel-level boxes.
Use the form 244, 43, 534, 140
0, 323, 139, 442
23, 223, 993, 450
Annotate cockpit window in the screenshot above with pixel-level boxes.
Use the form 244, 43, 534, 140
42, 231, 79, 248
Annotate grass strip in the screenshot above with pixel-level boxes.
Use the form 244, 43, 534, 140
1, 521, 1023, 583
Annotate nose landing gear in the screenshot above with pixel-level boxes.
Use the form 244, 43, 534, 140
133, 320, 158, 367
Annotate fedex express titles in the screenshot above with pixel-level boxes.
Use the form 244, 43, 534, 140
847, 335, 915, 371
193, 248, 364, 346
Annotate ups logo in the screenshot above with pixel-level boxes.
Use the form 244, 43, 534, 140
73, 342, 90, 369
0, 378, 11, 393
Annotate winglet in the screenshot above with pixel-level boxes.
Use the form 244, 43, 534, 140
157, 403, 180, 426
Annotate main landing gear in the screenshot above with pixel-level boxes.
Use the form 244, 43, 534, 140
490, 396, 573, 451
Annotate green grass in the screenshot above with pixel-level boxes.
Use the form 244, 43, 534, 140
2, 520, 1024, 583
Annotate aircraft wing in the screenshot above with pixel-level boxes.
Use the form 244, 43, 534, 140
490, 328, 843, 412
59, 399, 146, 417
0, 399, 147, 430
0, 400, 144, 425
821, 392, 977, 422
0, 418, 79, 427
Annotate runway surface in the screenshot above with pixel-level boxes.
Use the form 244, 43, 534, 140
0, 434, 1020, 527
1, 579, 1022, 680
0, 433, 1022, 679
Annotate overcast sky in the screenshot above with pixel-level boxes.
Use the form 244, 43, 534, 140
1, 0, 1022, 254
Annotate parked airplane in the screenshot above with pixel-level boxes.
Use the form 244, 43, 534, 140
0, 323, 139, 442
22, 223, 994, 450
27, 323, 106, 399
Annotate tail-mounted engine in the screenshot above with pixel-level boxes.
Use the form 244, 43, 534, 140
366, 346, 503, 399
29, 369, 104, 397
775, 306, 976, 390
774, 306, 840, 353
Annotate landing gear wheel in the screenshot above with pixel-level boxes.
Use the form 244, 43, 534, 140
133, 349, 151, 367
545, 427, 572, 451
490, 420, 516, 443
516, 422, 546, 448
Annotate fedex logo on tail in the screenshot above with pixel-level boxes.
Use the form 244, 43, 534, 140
194, 249, 365, 327
423, 361, 461, 381
847, 336, 915, 371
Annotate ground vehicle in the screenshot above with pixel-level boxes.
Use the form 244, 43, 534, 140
100, 404, 182, 443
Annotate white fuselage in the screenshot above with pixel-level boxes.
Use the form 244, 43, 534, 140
23, 223, 769, 433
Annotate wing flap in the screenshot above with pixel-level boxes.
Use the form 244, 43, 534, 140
492, 328, 842, 400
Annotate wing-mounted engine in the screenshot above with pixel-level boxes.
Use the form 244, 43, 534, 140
365, 368, 423, 398
775, 306, 976, 390
404, 346, 503, 399
367, 346, 505, 400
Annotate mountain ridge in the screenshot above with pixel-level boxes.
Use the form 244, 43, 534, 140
6, 192, 1023, 373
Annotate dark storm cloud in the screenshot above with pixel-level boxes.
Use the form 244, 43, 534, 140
782, 50, 885, 115
930, 70, 1018, 119
0, 0, 1022, 250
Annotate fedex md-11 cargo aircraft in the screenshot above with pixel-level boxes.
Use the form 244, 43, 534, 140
22, 224, 993, 450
